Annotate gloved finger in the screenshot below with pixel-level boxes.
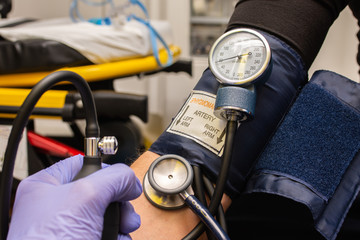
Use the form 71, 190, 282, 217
26, 154, 84, 185
117, 234, 131, 240
80, 163, 142, 204
118, 201, 141, 234
102, 162, 110, 169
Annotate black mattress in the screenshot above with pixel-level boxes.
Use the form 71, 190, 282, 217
0, 18, 92, 74
0, 37, 92, 74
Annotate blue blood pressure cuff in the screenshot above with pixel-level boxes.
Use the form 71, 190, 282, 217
245, 70, 360, 240
149, 30, 308, 198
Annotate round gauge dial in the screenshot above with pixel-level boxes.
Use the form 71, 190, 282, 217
209, 28, 271, 86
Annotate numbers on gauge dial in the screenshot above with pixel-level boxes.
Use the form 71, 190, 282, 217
213, 39, 266, 81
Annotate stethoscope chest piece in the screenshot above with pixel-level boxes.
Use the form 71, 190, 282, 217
143, 154, 194, 209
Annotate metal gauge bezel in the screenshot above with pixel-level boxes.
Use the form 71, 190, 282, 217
208, 28, 271, 86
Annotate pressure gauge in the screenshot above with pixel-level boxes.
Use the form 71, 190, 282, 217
209, 28, 272, 86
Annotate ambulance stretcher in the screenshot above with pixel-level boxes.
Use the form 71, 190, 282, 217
0, 18, 187, 179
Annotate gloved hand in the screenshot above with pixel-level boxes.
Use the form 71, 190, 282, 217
7, 155, 142, 240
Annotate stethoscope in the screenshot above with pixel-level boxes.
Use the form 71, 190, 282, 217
143, 28, 272, 240
144, 154, 230, 239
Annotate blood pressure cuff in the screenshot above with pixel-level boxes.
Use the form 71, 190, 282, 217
245, 70, 360, 240
149, 30, 308, 198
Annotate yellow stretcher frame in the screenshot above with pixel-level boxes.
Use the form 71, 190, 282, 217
0, 88, 69, 119
0, 45, 181, 87
0, 88, 68, 108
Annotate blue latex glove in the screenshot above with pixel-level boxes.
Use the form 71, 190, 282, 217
7, 155, 142, 240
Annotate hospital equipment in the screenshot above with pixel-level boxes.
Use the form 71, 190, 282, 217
0, 14, 184, 163
145, 27, 360, 239
0, 14, 182, 236
144, 28, 272, 240
208, 28, 272, 86
210, 29, 272, 122
0, 1, 188, 239
227, 70, 360, 240
0, 71, 120, 240
0, 25, 186, 240
144, 154, 229, 240
70, 0, 173, 68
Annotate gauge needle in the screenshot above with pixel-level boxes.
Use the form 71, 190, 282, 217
216, 52, 252, 63
237, 52, 251, 78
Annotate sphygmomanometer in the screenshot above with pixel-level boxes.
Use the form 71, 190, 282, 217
146, 28, 307, 240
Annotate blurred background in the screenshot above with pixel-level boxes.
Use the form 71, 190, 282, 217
5, 0, 359, 143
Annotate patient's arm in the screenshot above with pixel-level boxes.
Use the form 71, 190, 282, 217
130, 151, 232, 240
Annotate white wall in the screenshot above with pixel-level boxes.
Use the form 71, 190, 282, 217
9, 0, 152, 20
10, 0, 81, 19
309, 6, 359, 82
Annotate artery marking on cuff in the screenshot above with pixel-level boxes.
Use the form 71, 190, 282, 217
167, 90, 227, 156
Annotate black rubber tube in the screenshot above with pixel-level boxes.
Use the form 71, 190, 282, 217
0, 71, 99, 240
183, 119, 237, 240
193, 166, 215, 240
0, 106, 63, 117
193, 166, 207, 205
203, 175, 227, 233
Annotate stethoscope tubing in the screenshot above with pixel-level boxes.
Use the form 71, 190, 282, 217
183, 119, 238, 240
180, 192, 230, 240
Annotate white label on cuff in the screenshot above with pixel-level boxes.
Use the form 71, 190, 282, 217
167, 90, 227, 156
